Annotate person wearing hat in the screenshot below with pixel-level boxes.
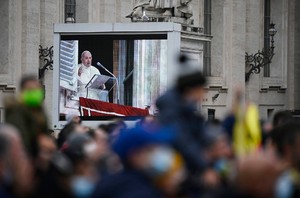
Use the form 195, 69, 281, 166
92, 126, 186, 198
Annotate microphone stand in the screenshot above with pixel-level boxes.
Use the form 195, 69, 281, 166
84, 74, 98, 98
97, 62, 120, 104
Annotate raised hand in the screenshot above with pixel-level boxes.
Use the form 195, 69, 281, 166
78, 66, 83, 77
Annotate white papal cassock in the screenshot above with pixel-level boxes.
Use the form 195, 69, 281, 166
77, 63, 104, 100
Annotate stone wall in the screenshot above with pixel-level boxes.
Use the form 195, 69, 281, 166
0, 0, 62, 122
294, 0, 300, 109
0, 0, 9, 75
0, 0, 299, 123
202, 0, 298, 120
202, 0, 247, 119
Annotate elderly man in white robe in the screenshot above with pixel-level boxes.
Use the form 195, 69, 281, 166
77, 50, 106, 100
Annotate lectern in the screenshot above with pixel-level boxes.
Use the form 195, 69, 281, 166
85, 74, 117, 102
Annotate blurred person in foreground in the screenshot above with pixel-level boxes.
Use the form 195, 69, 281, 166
107, 119, 127, 137
272, 111, 293, 128
262, 111, 293, 153
57, 115, 90, 150
59, 112, 83, 147
230, 122, 300, 198
218, 122, 289, 198
87, 128, 122, 176
63, 133, 107, 198
156, 55, 207, 170
4, 75, 48, 157
156, 55, 219, 196
203, 123, 232, 179
232, 152, 284, 198
0, 124, 33, 198
269, 122, 300, 198
35, 130, 99, 198
66, 113, 82, 125
97, 119, 127, 145
35, 134, 57, 173
92, 126, 186, 198
38, 133, 100, 198
222, 87, 261, 157
180, 122, 233, 197
57, 122, 78, 149
34, 152, 73, 198
136, 115, 159, 132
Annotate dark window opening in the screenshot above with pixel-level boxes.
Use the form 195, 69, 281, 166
124, 40, 134, 106
208, 108, 215, 121
65, 0, 76, 23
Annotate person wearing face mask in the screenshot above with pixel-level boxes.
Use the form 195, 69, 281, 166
199, 123, 233, 197
203, 123, 232, 175
4, 75, 49, 157
62, 133, 99, 198
92, 126, 186, 198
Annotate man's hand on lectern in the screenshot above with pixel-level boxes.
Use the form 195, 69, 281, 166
99, 84, 106, 90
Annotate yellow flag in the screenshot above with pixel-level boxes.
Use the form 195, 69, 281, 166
233, 103, 261, 156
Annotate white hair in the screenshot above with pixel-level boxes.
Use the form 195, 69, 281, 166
81, 50, 92, 58
66, 113, 79, 124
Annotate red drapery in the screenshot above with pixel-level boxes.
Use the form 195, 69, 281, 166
79, 97, 149, 117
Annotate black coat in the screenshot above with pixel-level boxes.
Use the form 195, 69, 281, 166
92, 170, 162, 198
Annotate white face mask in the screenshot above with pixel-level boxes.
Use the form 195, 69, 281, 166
146, 147, 174, 177
84, 142, 97, 155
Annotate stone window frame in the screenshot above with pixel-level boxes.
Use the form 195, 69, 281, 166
203, 0, 212, 76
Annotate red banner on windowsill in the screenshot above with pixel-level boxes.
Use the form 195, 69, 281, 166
79, 97, 149, 117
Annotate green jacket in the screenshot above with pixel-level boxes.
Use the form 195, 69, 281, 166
4, 97, 48, 157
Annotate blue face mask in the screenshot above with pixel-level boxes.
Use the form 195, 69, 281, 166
214, 158, 229, 174
71, 176, 96, 198
275, 171, 294, 198
146, 147, 174, 177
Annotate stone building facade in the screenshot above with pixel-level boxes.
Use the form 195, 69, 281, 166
202, 0, 300, 120
0, 0, 299, 125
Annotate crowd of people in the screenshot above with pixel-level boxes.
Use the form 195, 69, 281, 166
1, 58, 300, 198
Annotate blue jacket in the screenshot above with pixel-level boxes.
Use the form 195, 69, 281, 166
92, 170, 162, 198
156, 89, 207, 172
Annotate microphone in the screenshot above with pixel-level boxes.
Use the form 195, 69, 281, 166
96, 62, 120, 104
97, 62, 116, 78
